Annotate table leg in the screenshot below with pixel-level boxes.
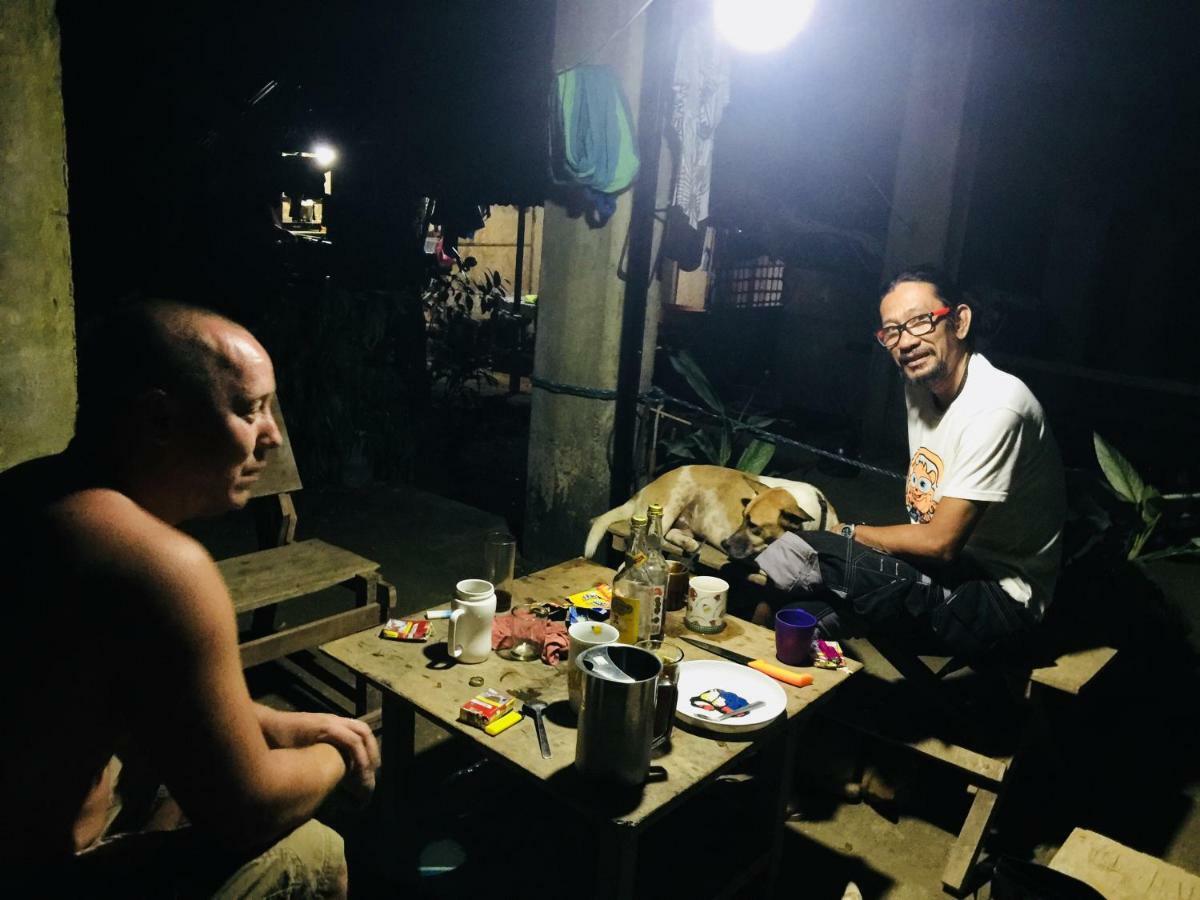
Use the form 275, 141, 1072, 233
595, 823, 639, 900
381, 692, 416, 819
763, 719, 800, 895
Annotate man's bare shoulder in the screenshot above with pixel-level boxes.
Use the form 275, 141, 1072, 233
44, 489, 223, 619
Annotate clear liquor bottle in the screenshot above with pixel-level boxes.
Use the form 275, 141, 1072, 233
645, 504, 669, 640
611, 515, 653, 644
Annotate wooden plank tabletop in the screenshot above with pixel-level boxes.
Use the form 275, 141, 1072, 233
1049, 828, 1200, 898
321, 557, 858, 828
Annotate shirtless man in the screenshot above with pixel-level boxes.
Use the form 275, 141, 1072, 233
0, 301, 378, 897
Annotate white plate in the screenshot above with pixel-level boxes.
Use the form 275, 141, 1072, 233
674, 659, 787, 734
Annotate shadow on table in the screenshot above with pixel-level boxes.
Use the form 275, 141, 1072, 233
421, 643, 457, 669
543, 765, 648, 817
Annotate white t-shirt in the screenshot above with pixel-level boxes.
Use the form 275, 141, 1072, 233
905, 353, 1066, 618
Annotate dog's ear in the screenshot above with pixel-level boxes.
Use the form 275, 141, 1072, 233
780, 508, 813, 533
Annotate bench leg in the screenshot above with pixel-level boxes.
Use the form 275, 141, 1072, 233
942, 785, 999, 895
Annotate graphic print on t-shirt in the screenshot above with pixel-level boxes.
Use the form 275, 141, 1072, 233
906, 447, 944, 524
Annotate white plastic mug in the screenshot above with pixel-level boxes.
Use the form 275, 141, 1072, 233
567, 620, 620, 713
447, 579, 496, 664
685, 576, 729, 634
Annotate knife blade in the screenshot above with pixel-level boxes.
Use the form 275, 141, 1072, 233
681, 637, 814, 688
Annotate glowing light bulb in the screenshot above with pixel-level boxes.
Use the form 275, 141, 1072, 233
311, 144, 337, 170
713, 0, 815, 53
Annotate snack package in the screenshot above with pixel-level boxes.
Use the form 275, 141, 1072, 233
483, 709, 523, 736
812, 639, 845, 669
380, 619, 431, 642
566, 583, 612, 623
458, 689, 517, 729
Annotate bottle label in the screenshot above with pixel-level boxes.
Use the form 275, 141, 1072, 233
630, 552, 647, 567
612, 592, 642, 645
650, 586, 665, 636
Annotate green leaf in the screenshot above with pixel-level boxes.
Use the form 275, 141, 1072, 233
694, 430, 719, 464
1094, 433, 1146, 504
669, 351, 725, 415
736, 439, 776, 474
744, 415, 776, 428
718, 429, 733, 467
1140, 486, 1163, 525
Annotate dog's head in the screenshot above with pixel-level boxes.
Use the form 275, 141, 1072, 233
721, 487, 813, 560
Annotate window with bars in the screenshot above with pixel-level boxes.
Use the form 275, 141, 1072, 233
710, 255, 786, 309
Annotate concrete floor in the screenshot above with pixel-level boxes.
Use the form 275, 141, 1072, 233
187, 461, 1200, 898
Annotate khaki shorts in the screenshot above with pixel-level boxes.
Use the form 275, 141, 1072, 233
66, 818, 345, 899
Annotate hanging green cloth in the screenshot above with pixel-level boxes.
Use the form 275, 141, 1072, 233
549, 65, 640, 222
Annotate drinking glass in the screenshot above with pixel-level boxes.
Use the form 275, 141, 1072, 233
636, 639, 685, 751
483, 531, 517, 613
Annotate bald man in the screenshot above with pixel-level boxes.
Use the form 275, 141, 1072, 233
0, 301, 378, 897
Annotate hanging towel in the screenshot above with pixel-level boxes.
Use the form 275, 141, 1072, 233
669, 20, 731, 230
549, 65, 640, 224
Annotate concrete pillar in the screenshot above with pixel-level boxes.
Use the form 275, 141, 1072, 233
862, 2, 977, 458
0, 0, 76, 471
524, 0, 651, 564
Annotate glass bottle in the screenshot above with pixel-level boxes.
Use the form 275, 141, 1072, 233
611, 515, 653, 644
645, 504, 669, 640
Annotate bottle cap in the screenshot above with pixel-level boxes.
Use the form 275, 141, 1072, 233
647, 503, 664, 517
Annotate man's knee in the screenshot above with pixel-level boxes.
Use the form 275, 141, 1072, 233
214, 820, 347, 899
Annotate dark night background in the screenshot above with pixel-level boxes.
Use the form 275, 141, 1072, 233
55, 0, 1200, 496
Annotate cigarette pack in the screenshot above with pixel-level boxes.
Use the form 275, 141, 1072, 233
458, 689, 516, 729
380, 619, 431, 642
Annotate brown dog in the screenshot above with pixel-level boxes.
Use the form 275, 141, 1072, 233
584, 465, 838, 561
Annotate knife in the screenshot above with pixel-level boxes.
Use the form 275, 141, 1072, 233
681, 637, 814, 688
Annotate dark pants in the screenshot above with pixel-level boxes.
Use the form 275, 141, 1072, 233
764, 532, 1036, 662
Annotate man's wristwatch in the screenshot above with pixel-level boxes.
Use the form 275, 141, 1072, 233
839, 522, 856, 541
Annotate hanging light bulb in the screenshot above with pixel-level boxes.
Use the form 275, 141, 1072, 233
713, 0, 816, 54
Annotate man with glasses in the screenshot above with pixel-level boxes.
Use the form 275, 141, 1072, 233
753, 268, 1066, 662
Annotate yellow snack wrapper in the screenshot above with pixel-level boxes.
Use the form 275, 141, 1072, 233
566, 583, 612, 611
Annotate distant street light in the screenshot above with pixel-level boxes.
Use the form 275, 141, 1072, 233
311, 144, 338, 170
713, 0, 816, 53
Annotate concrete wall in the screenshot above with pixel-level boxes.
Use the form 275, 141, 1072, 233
0, 0, 76, 471
524, 0, 649, 564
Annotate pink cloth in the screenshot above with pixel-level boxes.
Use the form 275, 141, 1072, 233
491, 611, 569, 666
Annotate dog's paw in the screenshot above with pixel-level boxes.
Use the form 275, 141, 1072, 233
665, 528, 701, 553
746, 572, 769, 587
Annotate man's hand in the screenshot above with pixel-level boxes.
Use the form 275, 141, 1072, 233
257, 707, 380, 805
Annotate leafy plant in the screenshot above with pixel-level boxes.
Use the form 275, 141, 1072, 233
1094, 432, 1200, 562
658, 350, 777, 474
422, 259, 508, 401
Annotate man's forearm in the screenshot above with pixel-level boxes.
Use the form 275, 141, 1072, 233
854, 522, 953, 563
231, 742, 345, 847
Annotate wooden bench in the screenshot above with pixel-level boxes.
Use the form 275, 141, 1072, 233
1050, 828, 1200, 898
605, 523, 1119, 894
219, 398, 394, 719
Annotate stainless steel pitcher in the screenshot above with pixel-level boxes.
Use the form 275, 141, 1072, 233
574, 643, 662, 786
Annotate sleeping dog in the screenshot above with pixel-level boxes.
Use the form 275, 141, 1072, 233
584, 464, 839, 561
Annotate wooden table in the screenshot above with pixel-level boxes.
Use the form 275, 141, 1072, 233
321, 557, 859, 898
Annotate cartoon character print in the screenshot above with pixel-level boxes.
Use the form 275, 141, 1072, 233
690, 688, 751, 717
906, 447, 944, 524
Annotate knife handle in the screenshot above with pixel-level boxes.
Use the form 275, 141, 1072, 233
748, 659, 813, 688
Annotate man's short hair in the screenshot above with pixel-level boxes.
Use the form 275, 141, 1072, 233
884, 266, 975, 350
75, 300, 239, 439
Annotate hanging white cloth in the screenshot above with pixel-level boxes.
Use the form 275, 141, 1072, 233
669, 19, 732, 229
